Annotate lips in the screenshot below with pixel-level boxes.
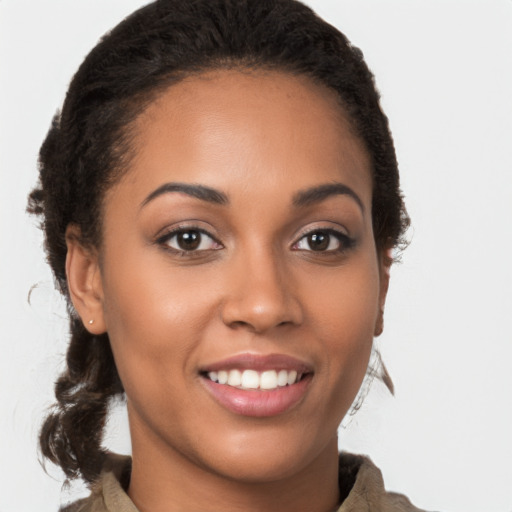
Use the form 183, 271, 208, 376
200, 353, 313, 417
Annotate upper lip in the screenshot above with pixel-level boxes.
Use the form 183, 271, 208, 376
200, 353, 313, 374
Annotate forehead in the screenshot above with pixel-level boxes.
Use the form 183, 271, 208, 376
114, 69, 372, 208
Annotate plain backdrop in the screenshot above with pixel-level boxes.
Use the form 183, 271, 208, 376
1, 1, 511, 511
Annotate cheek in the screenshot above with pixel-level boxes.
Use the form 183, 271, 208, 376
305, 256, 380, 386
99, 264, 218, 438
99, 254, 218, 389
308, 256, 380, 338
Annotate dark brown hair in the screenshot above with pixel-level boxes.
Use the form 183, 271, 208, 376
29, 0, 409, 485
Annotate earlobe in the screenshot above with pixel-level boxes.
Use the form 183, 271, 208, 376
65, 225, 106, 334
374, 248, 392, 337
374, 309, 385, 337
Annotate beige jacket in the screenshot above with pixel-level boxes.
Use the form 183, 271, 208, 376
62, 453, 429, 512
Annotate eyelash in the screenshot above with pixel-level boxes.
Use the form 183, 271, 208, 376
156, 226, 223, 257
292, 228, 356, 254
155, 226, 355, 256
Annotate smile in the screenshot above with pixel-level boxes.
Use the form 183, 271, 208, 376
206, 369, 302, 390
200, 353, 313, 417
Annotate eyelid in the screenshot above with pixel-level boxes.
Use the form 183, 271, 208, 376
155, 223, 223, 252
154, 220, 217, 241
291, 222, 350, 243
291, 225, 355, 252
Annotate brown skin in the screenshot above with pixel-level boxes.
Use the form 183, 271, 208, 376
66, 70, 389, 512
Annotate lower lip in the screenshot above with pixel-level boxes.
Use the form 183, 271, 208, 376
201, 375, 312, 417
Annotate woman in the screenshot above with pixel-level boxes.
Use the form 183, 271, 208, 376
28, 0, 424, 510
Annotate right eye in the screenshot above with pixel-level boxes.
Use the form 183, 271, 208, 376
158, 228, 222, 253
292, 228, 355, 254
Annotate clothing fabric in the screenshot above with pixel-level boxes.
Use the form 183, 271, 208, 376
61, 452, 428, 512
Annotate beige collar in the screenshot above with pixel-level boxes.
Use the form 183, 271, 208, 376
64, 452, 427, 512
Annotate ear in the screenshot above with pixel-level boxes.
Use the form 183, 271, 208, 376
65, 225, 107, 334
374, 247, 392, 337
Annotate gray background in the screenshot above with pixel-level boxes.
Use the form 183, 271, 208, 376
1, 1, 511, 510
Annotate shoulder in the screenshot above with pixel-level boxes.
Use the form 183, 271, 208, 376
60, 497, 92, 512
338, 453, 433, 512
62, 451, 433, 512
59, 454, 136, 512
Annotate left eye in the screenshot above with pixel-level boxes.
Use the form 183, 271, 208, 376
162, 229, 220, 252
294, 230, 345, 252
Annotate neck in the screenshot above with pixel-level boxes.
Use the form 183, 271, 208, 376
127, 420, 341, 512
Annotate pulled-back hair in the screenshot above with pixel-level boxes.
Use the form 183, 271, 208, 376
28, 0, 409, 485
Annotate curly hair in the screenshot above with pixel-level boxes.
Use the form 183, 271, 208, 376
28, 0, 409, 485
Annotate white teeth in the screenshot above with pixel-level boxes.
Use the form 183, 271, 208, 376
287, 370, 298, 385
227, 369, 242, 387
277, 369, 288, 387
260, 370, 278, 390
206, 368, 302, 390
241, 369, 259, 389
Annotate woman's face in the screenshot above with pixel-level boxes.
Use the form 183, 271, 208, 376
92, 70, 387, 482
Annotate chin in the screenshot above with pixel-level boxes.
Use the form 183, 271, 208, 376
188, 423, 337, 484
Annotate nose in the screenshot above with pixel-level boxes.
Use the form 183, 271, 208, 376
220, 249, 303, 334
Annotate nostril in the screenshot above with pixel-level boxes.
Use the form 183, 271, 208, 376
229, 320, 252, 330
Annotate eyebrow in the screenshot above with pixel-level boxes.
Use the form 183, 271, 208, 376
141, 180, 364, 213
292, 183, 365, 213
141, 182, 229, 208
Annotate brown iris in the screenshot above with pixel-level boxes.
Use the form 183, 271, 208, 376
177, 230, 201, 251
307, 231, 330, 251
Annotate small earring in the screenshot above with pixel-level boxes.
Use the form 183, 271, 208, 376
88, 319, 94, 325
